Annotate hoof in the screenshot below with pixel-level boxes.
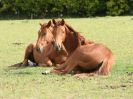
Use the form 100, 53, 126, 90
42, 70, 50, 75
28, 60, 37, 66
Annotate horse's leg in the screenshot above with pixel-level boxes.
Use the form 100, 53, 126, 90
51, 60, 76, 74
50, 64, 66, 75
9, 62, 23, 67
54, 62, 67, 70
61, 61, 77, 74
46, 59, 53, 66
54, 52, 78, 74
53, 55, 67, 69
39, 58, 53, 67
98, 54, 114, 75
21, 43, 34, 66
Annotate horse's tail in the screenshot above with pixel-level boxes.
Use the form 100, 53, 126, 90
74, 53, 114, 78
98, 53, 114, 75
9, 62, 22, 67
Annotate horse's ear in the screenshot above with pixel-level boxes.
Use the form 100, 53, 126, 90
52, 19, 56, 25
40, 23, 43, 27
61, 19, 65, 25
47, 20, 51, 27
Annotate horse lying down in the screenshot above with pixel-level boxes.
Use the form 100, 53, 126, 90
43, 43, 114, 76
10, 21, 53, 67
42, 19, 114, 77
55, 43, 113, 74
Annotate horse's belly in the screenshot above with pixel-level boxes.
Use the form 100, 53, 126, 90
75, 44, 110, 69
77, 52, 100, 69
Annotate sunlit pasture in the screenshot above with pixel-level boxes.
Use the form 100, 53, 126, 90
0, 16, 133, 99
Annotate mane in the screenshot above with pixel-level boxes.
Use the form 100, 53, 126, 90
65, 23, 86, 46
65, 23, 78, 34
65, 23, 94, 45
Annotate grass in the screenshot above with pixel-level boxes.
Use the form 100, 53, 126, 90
0, 16, 133, 99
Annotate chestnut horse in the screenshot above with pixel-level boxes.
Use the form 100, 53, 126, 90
49, 19, 114, 76
21, 20, 54, 66
11, 21, 55, 67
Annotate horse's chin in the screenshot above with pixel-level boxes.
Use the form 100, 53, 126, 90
53, 44, 62, 52
55, 47, 61, 52
53, 41, 63, 52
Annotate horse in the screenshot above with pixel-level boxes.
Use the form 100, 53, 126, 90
49, 19, 114, 76
51, 19, 89, 54
11, 20, 55, 67
20, 20, 54, 67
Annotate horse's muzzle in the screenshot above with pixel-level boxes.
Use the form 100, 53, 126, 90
54, 43, 61, 52
36, 45, 44, 53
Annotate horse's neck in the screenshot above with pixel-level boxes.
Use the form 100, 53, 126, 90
63, 29, 80, 55
62, 24, 89, 55
46, 43, 68, 62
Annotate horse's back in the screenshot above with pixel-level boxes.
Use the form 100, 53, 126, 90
81, 43, 113, 56
71, 43, 113, 68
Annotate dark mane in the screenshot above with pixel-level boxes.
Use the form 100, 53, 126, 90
65, 23, 78, 33
65, 23, 86, 46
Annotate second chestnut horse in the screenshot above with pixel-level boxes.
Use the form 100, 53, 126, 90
21, 21, 54, 66
50, 19, 114, 76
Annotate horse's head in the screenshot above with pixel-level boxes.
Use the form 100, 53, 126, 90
52, 19, 67, 52
36, 20, 53, 53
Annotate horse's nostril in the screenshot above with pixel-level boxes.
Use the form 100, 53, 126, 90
59, 45, 61, 49
36, 47, 40, 52
53, 43, 61, 52
56, 46, 61, 52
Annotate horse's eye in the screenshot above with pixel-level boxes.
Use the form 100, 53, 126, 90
62, 31, 65, 34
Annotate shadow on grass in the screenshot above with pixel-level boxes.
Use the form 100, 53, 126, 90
102, 84, 133, 90
12, 42, 24, 45
5, 64, 38, 75
13, 71, 34, 75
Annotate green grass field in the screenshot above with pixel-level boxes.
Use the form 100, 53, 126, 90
0, 16, 133, 99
